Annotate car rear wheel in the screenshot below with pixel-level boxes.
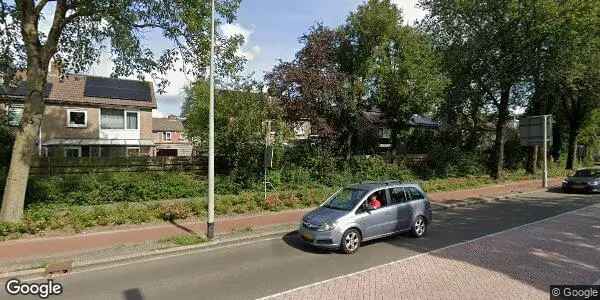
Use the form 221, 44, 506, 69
411, 216, 427, 238
340, 229, 361, 254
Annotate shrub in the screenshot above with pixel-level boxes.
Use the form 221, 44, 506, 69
25, 172, 207, 207
157, 201, 194, 221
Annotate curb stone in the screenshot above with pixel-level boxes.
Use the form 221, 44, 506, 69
0, 187, 555, 280
0, 227, 293, 282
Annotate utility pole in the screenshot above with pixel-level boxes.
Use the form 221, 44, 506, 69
207, 0, 215, 240
543, 115, 548, 188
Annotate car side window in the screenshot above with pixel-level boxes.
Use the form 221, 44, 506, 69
389, 187, 408, 205
361, 190, 388, 211
406, 187, 424, 201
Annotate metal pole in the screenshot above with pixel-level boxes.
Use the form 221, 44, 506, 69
207, 0, 215, 240
543, 115, 548, 188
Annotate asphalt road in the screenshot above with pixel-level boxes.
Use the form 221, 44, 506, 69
3, 191, 600, 300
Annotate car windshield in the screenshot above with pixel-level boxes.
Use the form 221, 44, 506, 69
323, 188, 368, 211
574, 169, 600, 177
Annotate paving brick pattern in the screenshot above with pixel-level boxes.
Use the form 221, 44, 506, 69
263, 204, 600, 300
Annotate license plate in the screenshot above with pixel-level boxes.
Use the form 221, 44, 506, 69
302, 232, 313, 241
572, 184, 586, 189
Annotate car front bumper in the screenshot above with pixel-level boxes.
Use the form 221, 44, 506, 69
298, 224, 344, 249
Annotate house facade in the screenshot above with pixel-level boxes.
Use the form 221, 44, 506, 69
152, 116, 193, 157
1, 68, 157, 158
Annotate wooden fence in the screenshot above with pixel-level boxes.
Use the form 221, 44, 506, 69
30, 156, 228, 176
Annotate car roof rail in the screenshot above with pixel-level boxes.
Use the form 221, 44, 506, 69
360, 180, 402, 185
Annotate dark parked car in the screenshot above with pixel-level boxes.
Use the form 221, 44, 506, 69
562, 168, 600, 193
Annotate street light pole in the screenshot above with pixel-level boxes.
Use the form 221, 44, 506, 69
207, 0, 215, 240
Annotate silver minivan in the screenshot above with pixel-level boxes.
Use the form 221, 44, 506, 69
299, 181, 432, 254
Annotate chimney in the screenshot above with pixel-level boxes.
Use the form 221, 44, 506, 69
48, 60, 62, 79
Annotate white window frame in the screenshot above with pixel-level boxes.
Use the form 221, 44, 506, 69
66, 109, 88, 128
126, 147, 141, 157
163, 131, 172, 141
64, 146, 82, 158
7, 104, 24, 127
100, 109, 140, 130
125, 110, 140, 130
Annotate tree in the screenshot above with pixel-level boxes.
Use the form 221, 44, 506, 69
543, 1, 600, 169
368, 26, 447, 156
0, 0, 244, 222
183, 79, 286, 186
421, 0, 539, 180
266, 24, 360, 159
268, 0, 445, 159
578, 109, 600, 162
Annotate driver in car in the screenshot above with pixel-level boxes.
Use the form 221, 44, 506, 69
368, 194, 382, 209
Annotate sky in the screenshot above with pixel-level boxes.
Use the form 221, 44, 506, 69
87, 0, 427, 118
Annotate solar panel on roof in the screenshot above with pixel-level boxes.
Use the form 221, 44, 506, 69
3, 82, 53, 97
84, 77, 152, 102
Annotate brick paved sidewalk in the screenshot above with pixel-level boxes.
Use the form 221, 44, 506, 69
0, 178, 560, 264
263, 202, 600, 300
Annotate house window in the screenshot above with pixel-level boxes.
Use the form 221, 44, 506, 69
127, 147, 141, 157
67, 109, 87, 128
126, 112, 138, 129
7, 104, 24, 127
101, 109, 139, 130
378, 127, 391, 139
163, 132, 172, 141
101, 109, 125, 129
64, 146, 82, 158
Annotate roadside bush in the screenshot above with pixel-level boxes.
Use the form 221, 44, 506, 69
157, 201, 194, 221
26, 172, 206, 207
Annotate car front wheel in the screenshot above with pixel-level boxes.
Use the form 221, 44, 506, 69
411, 216, 427, 238
340, 229, 361, 254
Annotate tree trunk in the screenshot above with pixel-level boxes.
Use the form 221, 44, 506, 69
526, 145, 538, 174
566, 127, 578, 170
344, 130, 353, 161
390, 126, 399, 163
0, 71, 46, 222
491, 87, 511, 180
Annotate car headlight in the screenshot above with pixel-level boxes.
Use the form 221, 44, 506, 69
590, 181, 600, 186
317, 221, 336, 232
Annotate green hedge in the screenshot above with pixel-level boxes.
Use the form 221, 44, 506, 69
0, 186, 335, 240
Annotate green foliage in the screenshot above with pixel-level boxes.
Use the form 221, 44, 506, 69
25, 172, 206, 207
183, 80, 284, 187
157, 202, 194, 221
161, 235, 207, 246
578, 109, 600, 160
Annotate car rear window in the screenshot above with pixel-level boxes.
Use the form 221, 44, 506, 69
389, 187, 408, 204
406, 187, 425, 201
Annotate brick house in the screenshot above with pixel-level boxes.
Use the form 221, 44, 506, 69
0, 67, 157, 158
152, 115, 193, 157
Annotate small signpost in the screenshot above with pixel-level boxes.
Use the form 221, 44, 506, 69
519, 115, 553, 188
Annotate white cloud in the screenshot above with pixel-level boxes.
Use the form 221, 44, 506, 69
152, 109, 166, 118
391, 0, 428, 25
221, 23, 261, 61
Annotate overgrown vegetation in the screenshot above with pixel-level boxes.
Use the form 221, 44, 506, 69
161, 234, 208, 246
0, 152, 576, 240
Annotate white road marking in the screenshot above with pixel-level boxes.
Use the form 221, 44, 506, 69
258, 203, 600, 300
